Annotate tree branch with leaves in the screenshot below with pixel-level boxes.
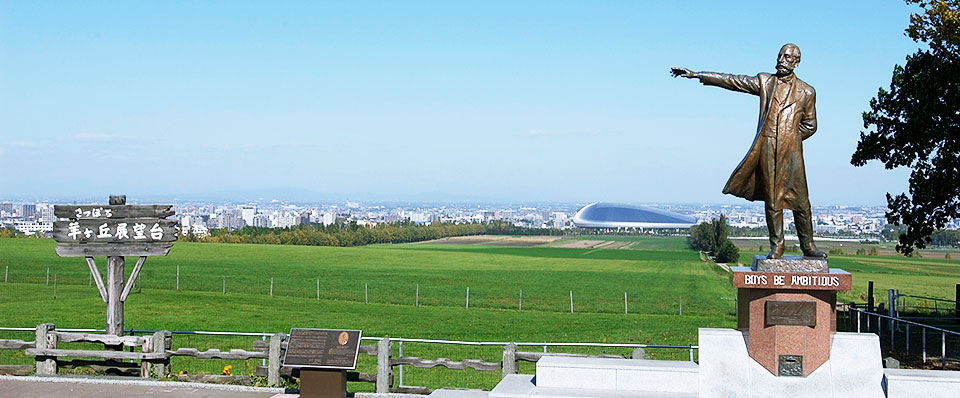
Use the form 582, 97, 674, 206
851, 0, 960, 254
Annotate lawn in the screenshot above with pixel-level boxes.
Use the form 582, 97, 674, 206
1, 236, 957, 390
0, 237, 733, 390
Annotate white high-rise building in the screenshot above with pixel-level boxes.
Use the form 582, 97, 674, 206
239, 205, 256, 227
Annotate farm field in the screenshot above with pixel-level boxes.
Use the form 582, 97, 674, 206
1, 235, 958, 391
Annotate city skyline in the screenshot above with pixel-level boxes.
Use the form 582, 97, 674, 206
1, 1, 920, 205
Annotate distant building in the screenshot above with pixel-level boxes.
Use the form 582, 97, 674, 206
572, 202, 697, 229
239, 205, 256, 227
20, 204, 36, 218
13, 219, 52, 235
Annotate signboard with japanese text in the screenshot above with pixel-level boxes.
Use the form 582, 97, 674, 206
52, 196, 177, 336
53, 219, 178, 243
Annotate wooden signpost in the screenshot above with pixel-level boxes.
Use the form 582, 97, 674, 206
52, 195, 176, 337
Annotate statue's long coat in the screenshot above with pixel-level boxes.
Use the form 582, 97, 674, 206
698, 72, 817, 210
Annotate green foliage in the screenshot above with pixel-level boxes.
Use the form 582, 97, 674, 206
688, 215, 737, 263
869, 247, 880, 256
0, 228, 27, 238
930, 230, 960, 247
856, 248, 867, 255
712, 215, 729, 252
198, 220, 562, 247
851, 0, 960, 255
687, 222, 716, 253
829, 248, 845, 255
714, 240, 740, 263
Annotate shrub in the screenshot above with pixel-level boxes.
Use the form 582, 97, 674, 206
715, 240, 740, 263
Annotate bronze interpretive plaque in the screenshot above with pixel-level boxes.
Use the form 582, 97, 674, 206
779, 355, 803, 377
282, 328, 362, 369
765, 300, 817, 327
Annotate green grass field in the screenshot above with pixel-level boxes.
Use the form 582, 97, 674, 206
0, 236, 958, 391
0, 237, 733, 390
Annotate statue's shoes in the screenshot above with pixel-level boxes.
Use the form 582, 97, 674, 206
766, 245, 785, 259
802, 249, 828, 258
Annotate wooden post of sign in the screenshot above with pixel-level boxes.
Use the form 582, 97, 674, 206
105, 196, 127, 337
106, 248, 125, 336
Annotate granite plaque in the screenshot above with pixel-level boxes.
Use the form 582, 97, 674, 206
765, 300, 817, 327
282, 328, 362, 369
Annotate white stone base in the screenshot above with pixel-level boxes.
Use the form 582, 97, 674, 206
698, 328, 885, 398
883, 368, 960, 398
485, 328, 960, 398
537, 356, 698, 394
488, 358, 697, 398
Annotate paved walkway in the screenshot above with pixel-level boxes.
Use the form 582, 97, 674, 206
0, 375, 285, 398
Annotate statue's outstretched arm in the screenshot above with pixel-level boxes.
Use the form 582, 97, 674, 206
672, 67, 761, 96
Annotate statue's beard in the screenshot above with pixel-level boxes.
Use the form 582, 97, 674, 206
776, 65, 793, 76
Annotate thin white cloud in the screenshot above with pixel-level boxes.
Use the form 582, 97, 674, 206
73, 133, 117, 141
523, 129, 601, 136
8, 141, 41, 148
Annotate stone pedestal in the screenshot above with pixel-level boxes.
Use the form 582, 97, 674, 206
730, 255, 851, 377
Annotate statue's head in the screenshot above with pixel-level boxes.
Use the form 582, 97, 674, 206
776, 43, 801, 76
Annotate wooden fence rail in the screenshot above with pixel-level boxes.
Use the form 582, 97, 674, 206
2, 323, 688, 393
0, 335, 35, 376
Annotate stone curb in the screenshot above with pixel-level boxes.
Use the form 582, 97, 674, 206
0, 375, 285, 393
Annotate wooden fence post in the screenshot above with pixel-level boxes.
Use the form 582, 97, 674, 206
142, 330, 169, 378
376, 338, 392, 393
267, 333, 284, 385
34, 323, 56, 376
502, 343, 517, 378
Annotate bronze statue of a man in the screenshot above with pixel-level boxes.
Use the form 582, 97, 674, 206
672, 43, 826, 259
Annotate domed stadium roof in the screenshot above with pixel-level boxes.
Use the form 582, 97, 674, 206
572, 202, 697, 229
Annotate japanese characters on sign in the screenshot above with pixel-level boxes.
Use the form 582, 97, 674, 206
53, 219, 178, 243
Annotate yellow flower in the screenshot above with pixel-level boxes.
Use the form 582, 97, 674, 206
222, 365, 233, 375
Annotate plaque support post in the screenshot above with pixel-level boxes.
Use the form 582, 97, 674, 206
300, 369, 347, 398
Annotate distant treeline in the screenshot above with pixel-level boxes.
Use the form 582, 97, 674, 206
187, 220, 564, 247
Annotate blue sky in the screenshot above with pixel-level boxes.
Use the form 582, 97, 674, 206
0, 1, 921, 204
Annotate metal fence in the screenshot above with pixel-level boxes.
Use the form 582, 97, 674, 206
847, 307, 960, 367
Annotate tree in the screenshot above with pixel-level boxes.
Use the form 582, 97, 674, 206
712, 214, 729, 253
687, 222, 716, 252
851, 0, 960, 255
715, 240, 740, 263
688, 215, 738, 263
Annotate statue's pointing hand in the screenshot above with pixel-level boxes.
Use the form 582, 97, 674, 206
670, 67, 697, 79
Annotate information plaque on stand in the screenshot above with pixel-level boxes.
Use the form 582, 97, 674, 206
282, 328, 362, 398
